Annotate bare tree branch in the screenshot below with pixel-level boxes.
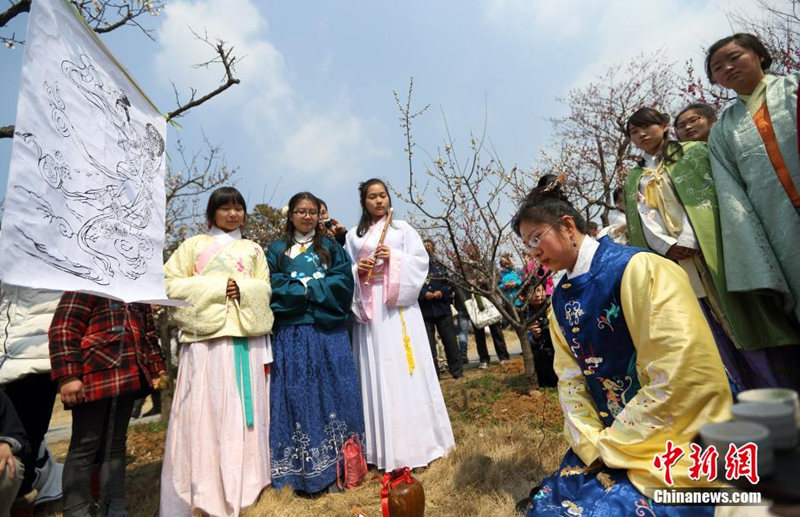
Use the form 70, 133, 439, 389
71, 0, 163, 40
166, 29, 241, 121
0, 0, 30, 28
394, 78, 542, 389
163, 136, 238, 256
93, 10, 133, 34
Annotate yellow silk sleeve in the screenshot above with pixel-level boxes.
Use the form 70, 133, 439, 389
550, 308, 604, 465
600, 252, 731, 495
164, 237, 229, 338
234, 244, 274, 336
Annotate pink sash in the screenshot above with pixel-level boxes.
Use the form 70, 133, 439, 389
194, 237, 237, 275
355, 217, 401, 321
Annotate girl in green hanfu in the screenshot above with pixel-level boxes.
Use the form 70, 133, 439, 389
624, 107, 799, 391
266, 192, 364, 494
705, 33, 800, 388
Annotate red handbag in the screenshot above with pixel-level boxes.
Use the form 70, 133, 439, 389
380, 467, 425, 517
337, 434, 368, 490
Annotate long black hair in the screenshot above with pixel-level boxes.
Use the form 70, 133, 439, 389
705, 33, 772, 83
280, 192, 331, 267
356, 178, 393, 237
626, 107, 684, 167
205, 186, 247, 230
512, 176, 587, 237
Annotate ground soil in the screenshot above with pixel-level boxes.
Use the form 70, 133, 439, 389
37, 332, 567, 516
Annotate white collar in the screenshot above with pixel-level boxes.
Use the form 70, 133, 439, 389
293, 229, 315, 244
210, 226, 241, 242
642, 153, 661, 170
566, 236, 599, 279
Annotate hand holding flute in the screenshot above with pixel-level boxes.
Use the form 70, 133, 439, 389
360, 208, 394, 284
356, 247, 390, 275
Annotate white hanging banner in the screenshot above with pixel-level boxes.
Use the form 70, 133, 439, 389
0, 0, 168, 302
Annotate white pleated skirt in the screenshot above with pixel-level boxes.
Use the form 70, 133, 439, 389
352, 284, 455, 470
160, 335, 272, 517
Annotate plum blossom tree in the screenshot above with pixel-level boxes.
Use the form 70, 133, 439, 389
680, 0, 800, 109
543, 51, 677, 227
394, 80, 545, 388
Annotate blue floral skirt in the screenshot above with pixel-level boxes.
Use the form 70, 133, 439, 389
269, 324, 365, 493
527, 450, 714, 517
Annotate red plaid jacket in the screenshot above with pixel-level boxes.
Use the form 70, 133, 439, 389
48, 292, 166, 404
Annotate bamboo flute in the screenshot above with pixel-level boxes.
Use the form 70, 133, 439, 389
364, 208, 394, 285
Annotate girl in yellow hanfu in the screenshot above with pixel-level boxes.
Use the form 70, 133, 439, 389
513, 179, 731, 517
160, 187, 274, 517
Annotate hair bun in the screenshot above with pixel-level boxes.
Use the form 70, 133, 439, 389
528, 173, 568, 203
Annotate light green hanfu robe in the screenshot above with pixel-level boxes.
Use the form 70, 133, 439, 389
625, 141, 799, 350
708, 73, 800, 323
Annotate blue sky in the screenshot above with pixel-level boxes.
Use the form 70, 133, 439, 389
0, 0, 757, 228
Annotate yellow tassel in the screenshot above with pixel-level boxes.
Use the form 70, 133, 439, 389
399, 308, 415, 375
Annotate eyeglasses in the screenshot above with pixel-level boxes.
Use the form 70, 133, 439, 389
676, 115, 702, 130
293, 209, 318, 217
524, 222, 560, 250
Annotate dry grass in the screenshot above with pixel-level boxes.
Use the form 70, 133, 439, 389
42, 357, 567, 516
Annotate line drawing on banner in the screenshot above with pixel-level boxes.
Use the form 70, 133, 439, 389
13, 53, 165, 286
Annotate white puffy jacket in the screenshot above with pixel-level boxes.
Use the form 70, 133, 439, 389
0, 284, 62, 384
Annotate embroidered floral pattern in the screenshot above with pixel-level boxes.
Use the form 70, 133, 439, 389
561, 500, 584, 515
564, 300, 584, 326
596, 302, 620, 332
271, 413, 358, 479
634, 498, 657, 516
597, 376, 636, 418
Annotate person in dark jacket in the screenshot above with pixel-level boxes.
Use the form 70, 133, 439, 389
419, 240, 463, 379
0, 390, 31, 516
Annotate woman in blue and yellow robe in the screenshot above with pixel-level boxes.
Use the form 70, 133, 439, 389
513, 180, 731, 517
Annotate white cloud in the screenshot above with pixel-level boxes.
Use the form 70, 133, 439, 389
484, 0, 589, 39
484, 0, 765, 88
152, 0, 386, 183
154, 0, 292, 120
279, 112, 388, 185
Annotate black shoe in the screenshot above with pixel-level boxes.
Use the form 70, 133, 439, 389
515, 496, 531, 514
515, 485, 542, 514
141, 407, 160, 418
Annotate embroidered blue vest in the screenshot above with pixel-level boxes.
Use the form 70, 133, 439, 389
552, 238, 645, 427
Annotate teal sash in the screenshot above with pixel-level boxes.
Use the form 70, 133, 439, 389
233, 337, 254, 427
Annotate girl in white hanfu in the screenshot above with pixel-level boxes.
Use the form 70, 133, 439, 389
345, 178, 454, 470
160, 187, 273, 517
